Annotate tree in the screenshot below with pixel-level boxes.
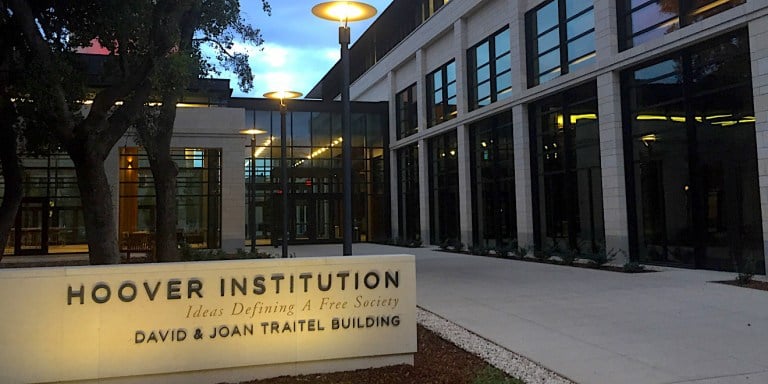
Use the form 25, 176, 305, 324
3, 0, 269, 264
134, 1, 269, 262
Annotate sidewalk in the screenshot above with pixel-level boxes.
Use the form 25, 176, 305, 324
291, 243, 768, 384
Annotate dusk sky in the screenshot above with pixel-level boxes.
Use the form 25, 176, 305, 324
222, 0, 395, 99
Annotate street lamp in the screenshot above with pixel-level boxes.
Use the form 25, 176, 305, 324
312, 1, 377, 256
264, 90, 302, 259
239, 128, 267, 255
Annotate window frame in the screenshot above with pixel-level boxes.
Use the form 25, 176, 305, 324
526, 0, 596, 87
426, 60, 458, 128
396, 83, 418, 140
467, 27, 513, 111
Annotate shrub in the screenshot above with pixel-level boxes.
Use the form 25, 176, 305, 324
622, 262, 645, 273
735, 255, 756, 285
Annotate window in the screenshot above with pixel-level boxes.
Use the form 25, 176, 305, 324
468, 27, 512, 110
470, 111, 516, 247
526, 0, 595, 86
397, 144, 420, 242
530, 82, 603, 252
120, 147, 222, 249
622, 29, 762, 272
428, 131, 459, 244
618, 0, 745, 50
396, 84, 418, 139
426, 61, 457, 128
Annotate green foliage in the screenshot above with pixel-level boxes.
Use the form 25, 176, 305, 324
622, 262, 646, 273
472, 366, 524, 384
586, 246, 625, 267
439, 238, 464, 252
735, 255, 756, 285
469, 244, 490, 256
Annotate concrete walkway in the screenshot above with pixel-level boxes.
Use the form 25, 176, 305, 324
288, 243, 768, 384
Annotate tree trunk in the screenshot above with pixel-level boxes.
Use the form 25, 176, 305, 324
0, 103, 23, 260
149, 138, 179, 262
138, 97, 180, 262
71, 150, 120, 265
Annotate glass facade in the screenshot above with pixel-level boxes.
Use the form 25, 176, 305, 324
397, 144, 420, 242
531, 82, 604, 251
526, 0, 596, 86
243, 109, 388, 245
468, 27, 513, 110
396, 83, 418, 139
428, 131, 460, 244
119, 147, 222, 249
426, 60, 457, 128
622, 29, 762, 272
470, 111, 517, 247
618, 0, 746, 50
4, 153, 87, 255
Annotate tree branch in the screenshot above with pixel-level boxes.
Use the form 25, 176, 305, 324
6, 0, 74, 143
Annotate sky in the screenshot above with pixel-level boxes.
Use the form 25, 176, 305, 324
221, 0, 395, 99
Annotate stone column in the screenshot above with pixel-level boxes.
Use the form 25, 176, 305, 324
456, 124, 473, 244
387, 71, 400, 239
749, 16, 768, 270
416, 49, 431, 244
512, 104, 535, 246
597, 72, 630, 263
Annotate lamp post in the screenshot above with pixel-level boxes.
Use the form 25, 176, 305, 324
239, 128, 267, 255
264, 90, 302, 259
312, 1, 377, 256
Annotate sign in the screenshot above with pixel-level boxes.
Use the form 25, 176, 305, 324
0, 255, 416, 383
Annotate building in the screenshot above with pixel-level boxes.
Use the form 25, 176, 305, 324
4, 0, 768, 274
308, 0, 768, 273
2, 78, 389, 256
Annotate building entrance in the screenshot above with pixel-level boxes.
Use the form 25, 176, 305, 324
273, 194, 343, 244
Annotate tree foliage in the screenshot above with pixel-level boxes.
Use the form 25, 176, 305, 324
3, 0, 270, 263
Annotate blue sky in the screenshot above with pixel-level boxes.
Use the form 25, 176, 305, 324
221, 0, 394, 98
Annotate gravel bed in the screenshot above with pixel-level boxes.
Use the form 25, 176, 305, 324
417, 307, 576, 384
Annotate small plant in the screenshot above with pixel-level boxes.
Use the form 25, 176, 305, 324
516, 244, 531, 258
235, 248, 248, 259
588, 246, 624, 267
560, 249, 576, 265
623, 262, 645, 273
735, 255, 756, 285
472, 366, 524, 384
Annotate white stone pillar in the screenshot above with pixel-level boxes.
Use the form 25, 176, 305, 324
453, 17, 469, 117
512, 104, 535, 246
597, 72, 630, 263
594, 0, 619, 68
456, 124, 473, 244
418, 138, 431, 244
749, 17, 768, 270
508, 0, 527, 95
387, 71, 400, 240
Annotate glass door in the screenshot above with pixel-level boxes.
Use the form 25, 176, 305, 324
15, 197, 48, 255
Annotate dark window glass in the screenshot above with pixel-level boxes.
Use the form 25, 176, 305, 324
242, 109, 389, 245
398, 144, 421, 242
470, 111, 517, 248
468, 27, 513, 111
426, 60, 458, 127
618, 0, 745, 51
120, 148, 222, 249
530, 82, 604, 253
527, 0, 595, 87
428, 131, 460, 244
622, 29, 763, 272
